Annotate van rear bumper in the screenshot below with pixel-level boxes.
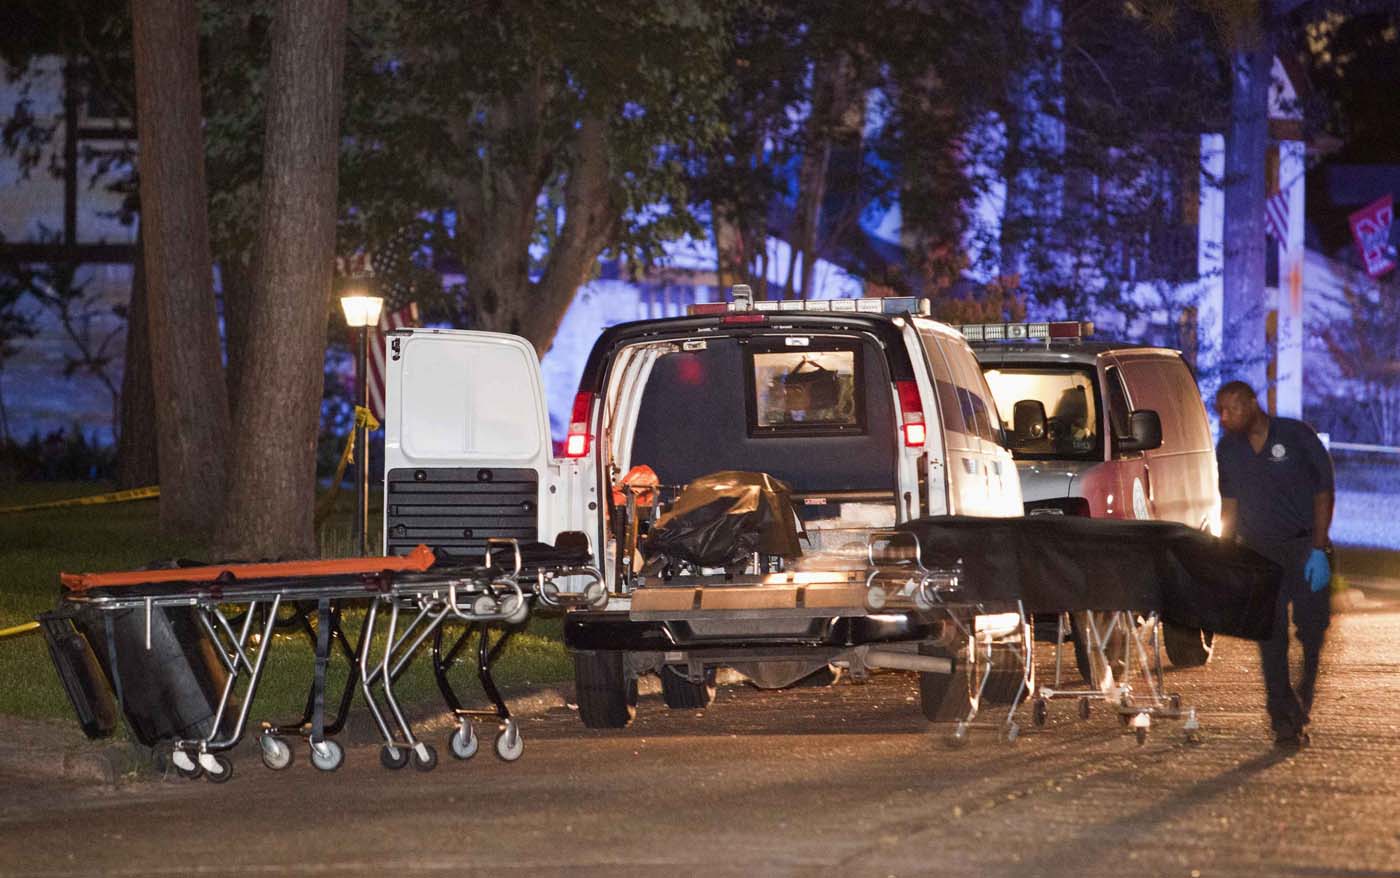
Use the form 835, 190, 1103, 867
562, 610, 940, 653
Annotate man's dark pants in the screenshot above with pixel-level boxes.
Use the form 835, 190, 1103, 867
1254, 537, 1331, 736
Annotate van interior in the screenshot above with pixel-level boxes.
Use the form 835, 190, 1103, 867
605, 333, 902, 575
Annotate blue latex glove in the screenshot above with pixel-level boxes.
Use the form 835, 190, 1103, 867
1303, 548, 1331, 592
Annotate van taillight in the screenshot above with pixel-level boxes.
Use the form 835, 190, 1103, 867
564, 392, 594, 458
896, 380, 925, 447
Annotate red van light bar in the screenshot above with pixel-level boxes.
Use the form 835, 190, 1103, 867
895, 380, 926, 447
563, 392, 594, 458
959, 321, 1093, 342
720, 313, 767, 325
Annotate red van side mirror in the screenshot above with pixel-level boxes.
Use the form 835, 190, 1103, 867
1116, 409, 1163, 453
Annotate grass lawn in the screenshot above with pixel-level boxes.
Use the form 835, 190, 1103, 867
0, 482, 573, 730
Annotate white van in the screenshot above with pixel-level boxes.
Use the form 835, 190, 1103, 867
384, 291, 1022, 727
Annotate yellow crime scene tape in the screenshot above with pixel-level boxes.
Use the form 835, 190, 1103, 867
0, 485, 160, 515
314, 405, 380, 526
0, 621, 40, 641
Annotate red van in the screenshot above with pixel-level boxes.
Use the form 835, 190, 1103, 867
969, 322, 1221, 667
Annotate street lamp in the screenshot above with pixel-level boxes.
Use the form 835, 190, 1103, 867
340, 291, 383, 557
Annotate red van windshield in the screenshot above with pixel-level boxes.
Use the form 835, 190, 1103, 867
982, 367, 1103, 461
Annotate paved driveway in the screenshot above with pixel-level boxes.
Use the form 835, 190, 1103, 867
3, 595, 1399, 877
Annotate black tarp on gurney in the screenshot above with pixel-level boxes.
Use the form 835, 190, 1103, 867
644, 471, 804, 569
896, 516, 1282, 641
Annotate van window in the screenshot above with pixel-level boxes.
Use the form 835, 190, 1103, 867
628, 336, 897, 492
943, 336, 1004, 447
983, 367, 1102, 460
916, 328, 971, 450
1105, 366, 1132, 438
748, 346, 862, 434
1118, 357, 1211, 452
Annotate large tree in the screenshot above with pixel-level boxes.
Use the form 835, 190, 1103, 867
214, 0, 347, 559
131, 0, 230, 538
338, 0, 733, 356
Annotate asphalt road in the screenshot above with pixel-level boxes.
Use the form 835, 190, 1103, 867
4, 594, 1400, 878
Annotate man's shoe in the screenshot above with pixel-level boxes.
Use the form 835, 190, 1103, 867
1274, 730, 1311, 749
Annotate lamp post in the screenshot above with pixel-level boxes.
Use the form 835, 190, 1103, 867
340, 291, 383, 556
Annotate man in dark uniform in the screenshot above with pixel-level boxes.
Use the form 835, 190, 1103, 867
1215, 380, 1335, 748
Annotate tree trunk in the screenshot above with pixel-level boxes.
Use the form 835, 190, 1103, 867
787, 53, 854, 300
116, 226, 159, 488
131, 0, 230, 538
461, 114, 618, 358
1221, 33, 1274, 393
219, 255, 256, 423
215, 0, 347, 559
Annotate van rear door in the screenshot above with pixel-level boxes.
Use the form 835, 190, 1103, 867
382, 329, 556, 558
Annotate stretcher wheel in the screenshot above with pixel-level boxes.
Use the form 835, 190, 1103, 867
1005, 722, 1021, 743
1169, 693, 1182, 711
1032, 698, 1048, 728
449, 724, 479, 760
259, 735, 293, 771
203, 754, 234, 784
171, 749, 202, 780
500, 594, 529, 626
412, 743, 438, 772
1185, 729, 1203, 746
946, 722, 970, 749
1078, 697, 1092, 721
380, 745, 410, 770
1134, 726, 1148, 746
310, 739, 344, 772
495, 721, 524, 762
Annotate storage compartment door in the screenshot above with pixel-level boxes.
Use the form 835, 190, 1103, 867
384, 330, 554, 557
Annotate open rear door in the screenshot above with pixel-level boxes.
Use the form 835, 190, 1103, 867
382, 329, 553, 558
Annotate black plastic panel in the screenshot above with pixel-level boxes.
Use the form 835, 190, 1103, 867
385, 467, 538, 558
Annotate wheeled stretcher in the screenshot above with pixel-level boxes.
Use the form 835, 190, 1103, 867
865, 530, 1034, 744
49, 537, 603, 781
1032, 610, 1201, 744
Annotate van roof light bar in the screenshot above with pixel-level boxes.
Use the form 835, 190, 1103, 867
685, 295, 931, 317
958, 321, 1092, 342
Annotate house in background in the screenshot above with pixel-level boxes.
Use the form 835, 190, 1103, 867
0, 56, 135, 445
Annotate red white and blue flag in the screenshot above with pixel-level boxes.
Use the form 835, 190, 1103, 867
366, 302, 417, 420
339, 224, 426, 420
1264, 189, 1289, 242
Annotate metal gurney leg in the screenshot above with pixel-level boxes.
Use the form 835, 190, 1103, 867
170, 595, 283, 783
431, 619, 525, 763
1032, 610, 1200, 744
258, 601, 366, 772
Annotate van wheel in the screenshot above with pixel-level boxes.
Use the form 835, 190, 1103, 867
918, 641, 973, 721
1163, 623, 1214, 667
660, 665, 716, 709
573, 650, 638, 728
1070, 612, 1129, 685
981, 646, 1033, 705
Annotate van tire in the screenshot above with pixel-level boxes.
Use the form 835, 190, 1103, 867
1070, 612, 1130, 685
918, 642, 972, 721
660, 666, 716, 709
1163, 623, 1214, 667
981, 647, 1033, 705
573, 650, 637, 728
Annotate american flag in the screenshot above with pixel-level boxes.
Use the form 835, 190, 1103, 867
346, 224, 425, 419
1264, 189, 1290, 242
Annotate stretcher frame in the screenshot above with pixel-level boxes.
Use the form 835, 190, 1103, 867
1032, 610, 1202, 745
59, 538, 604, 781
866, 531, 1034, 744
